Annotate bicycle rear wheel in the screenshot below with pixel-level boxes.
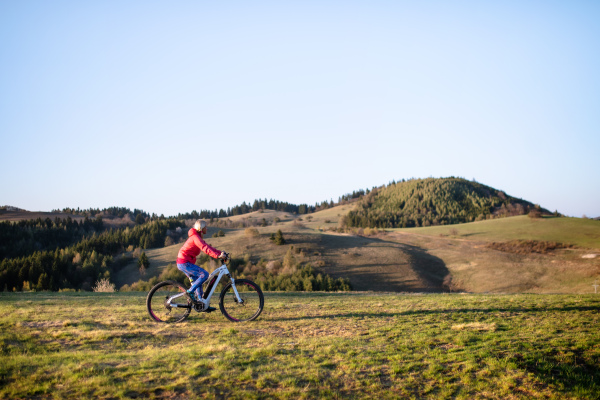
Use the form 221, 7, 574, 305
147, 280, 192, 323
219, 279, 264, 322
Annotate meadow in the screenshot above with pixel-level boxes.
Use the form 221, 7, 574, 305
395, 215, 600, 249
1, 291, 599, 399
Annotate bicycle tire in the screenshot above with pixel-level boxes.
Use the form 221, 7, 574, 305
147, 280, 192, 323
219, 279, 264, 322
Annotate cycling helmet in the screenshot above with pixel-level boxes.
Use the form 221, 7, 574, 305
194, 219, 207, 232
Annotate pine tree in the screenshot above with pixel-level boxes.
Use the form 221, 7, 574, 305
138, 252, 150, 276
271, 230, 286, 245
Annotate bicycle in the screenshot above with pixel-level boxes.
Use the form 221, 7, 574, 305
146, 254, 264, 323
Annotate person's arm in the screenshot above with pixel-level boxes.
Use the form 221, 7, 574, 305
193, 234, 221, 259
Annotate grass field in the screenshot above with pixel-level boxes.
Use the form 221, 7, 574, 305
1, 291, 599, 399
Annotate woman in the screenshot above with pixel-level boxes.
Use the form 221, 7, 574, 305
177, 219, 227, 308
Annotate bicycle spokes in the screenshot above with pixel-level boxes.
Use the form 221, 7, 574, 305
147, 281, 192, 323
219, 279, 264, 322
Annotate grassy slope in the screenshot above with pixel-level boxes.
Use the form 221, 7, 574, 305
1, 292, 599, 399
116, 205, 447, 293
116, 208, 600, 294
395, 215, 600, 249
387, 216, 600, 294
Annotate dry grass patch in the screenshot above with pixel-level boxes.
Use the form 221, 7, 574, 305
487, 240, 573, 254
451, 322, 498, 332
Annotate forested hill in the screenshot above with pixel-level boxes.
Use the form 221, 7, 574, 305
343, 177, 550, 228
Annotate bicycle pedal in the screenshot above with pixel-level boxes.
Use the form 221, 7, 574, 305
193, 303, 204, 312
203, 306, 217, 313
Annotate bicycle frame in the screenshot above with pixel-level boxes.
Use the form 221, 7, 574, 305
166, 261, 242, 309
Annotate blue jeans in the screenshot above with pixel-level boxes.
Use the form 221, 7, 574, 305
177, 262, 208, 298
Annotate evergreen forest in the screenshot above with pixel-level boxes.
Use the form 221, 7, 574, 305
0, 215, 184, 292
343, 177, 546, 228
0, 200, 351, 292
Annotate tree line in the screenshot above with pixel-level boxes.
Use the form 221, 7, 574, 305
176, 191, 376, 221
55, 206, 150, 219
55, 189, 375, 224
177, 199, 322, 220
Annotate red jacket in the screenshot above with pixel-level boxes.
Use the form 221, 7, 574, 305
177, 228, 221, 264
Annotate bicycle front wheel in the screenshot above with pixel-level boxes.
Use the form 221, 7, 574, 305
147, 280, 192, 323
219, 279, 264, 322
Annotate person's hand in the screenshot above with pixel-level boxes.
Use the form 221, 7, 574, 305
219, 251, 229, 261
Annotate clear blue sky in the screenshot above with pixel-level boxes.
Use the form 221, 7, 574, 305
1, 0, 599, 218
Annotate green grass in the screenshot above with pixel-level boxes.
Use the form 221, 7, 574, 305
395, 216, 600, 249
1, 292, 599, 399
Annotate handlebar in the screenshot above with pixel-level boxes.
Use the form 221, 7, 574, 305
219, 252, 230, 264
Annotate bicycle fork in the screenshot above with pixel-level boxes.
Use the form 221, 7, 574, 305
229, 277, 244, 304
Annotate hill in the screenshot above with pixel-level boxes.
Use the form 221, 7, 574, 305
0, 205, 147, 227
3, 180, 599, 294
388, 215, 600, 293
0, 207, 86, 223
344, 177, 546, 228
116, 207, 600, 294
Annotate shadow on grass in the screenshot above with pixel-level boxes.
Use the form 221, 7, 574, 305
517, 350, 600, 398
300, 232, 451, 293
274, 305, 600, 322
457, 232, 487, 237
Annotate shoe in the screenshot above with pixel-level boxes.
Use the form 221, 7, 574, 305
186, 290, 199, 303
